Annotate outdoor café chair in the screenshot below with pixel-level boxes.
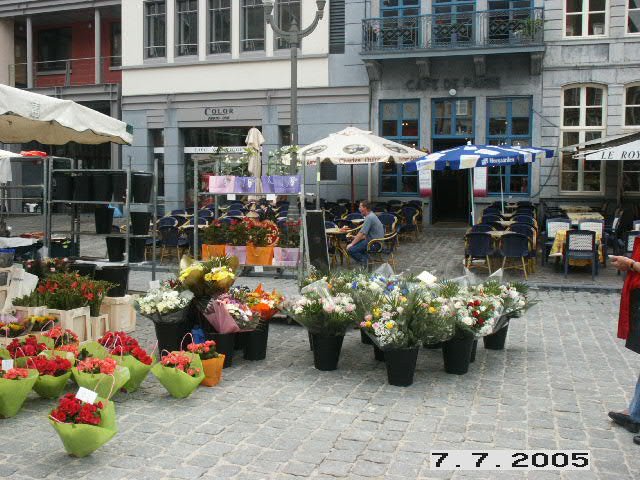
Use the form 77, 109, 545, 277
471, 224, 494, 233
540, 217, 570, 265
483, 207, 501, 217
158, 226, 189, 263
367, 232, 399, 269
398, 206, 419, 241
378, 213, 399, 236
464, 232, 494, 273
345, 213, 364, 221
564, 230, 598, 281
170, 209, 187, 216
578, 219, 607, 266
508, 224, 537, 272
158, 216, 178, 228
188, 217, 209, 226
198, 209, 214, 219
498, 232, 532, 279
512, 215, 535, 226
482, 214, 502, 224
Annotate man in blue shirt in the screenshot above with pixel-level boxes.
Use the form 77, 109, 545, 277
347, 201, 385, 264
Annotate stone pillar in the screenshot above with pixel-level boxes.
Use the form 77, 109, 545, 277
26, 17, 33, 88
0, 19, 14, 86
163, 107, 183, 211
95, 9, 102, 84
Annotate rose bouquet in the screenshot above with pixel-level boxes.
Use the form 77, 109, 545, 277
29, 355, 73, 399
151, 351, 204, 398
6, 335, 49, 367
187, 341, 224, 387
98, 331, 154, 392
72, 357, 130, 400
217, 293, 259, 330
49, 393, 117, 457
0, 367, 39, 418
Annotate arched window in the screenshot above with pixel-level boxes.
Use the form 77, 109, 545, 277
560, 84, 606, 193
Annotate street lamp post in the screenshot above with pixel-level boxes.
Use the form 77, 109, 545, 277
264, 0, 326, 218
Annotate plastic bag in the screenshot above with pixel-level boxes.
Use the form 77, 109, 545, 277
0, 369, 38, 418
150, 352, 204, 398
33, 371, 72, 399
204, 300, 240, 334
112, 354, 154, 393
49, 397, 117, 457
71, 366, 130, 400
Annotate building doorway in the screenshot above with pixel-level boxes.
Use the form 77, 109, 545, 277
432, 138, 471, 223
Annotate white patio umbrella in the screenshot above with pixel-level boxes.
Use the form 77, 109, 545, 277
245, 127, 265, 198
0, 84, 132, 145
299, 127, 426, 207
584, 138, 640, 204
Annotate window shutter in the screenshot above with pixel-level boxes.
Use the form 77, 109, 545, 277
329, 0, 345, 54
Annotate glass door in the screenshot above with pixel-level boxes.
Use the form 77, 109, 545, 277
380, 0, 421, 49
432, 0, 475, 47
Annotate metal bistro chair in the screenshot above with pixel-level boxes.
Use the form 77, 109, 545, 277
541, 217, 570, 265
564, 230, 598, 280
483, 207, 501, 217
183, 225, 202, 257
578, 219, 607, 266
198, 209, 214, 220
158, 226, 189, 263
378, 213, 398, 235
512, 215, 535, 226
618, 231, 640, 276
367, 232, 399, 269
482, 214, 502, 224
345, 213, 364, 222
157, 216, 178, 228
464, 232, 494, 273
498, 232, 532, 279
398, 206, 419, 241
471, 224, 494, 233
508, 223, 537, 272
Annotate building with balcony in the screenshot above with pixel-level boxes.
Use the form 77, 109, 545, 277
0, 0, 123, 169
120, 0, 371, 210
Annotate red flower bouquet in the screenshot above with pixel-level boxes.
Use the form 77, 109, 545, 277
7, 335, 48, 366
72, 356, 129, 400
0, 367, 30, 379
76, 357, 117, 375
151, 351, 204, 398
43, 326, 79, 347
160, 352, 201, 377
49, 393, 117, 457
0, 367, 38, 418
98, 331, 154, 392
29, 355, 73, 400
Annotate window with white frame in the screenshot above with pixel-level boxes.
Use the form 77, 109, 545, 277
625, 84, 640, 126
628, 0, 640, 34
560, 85, 606, 193
176, 0, 198, 56
208, 0, 231, 54
276, 0, 301, 49
242, 0, 265, 52
565, 0, 607, 37
144, 1, 166, 58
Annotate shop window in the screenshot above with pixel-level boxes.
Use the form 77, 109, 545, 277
176, 0, 198, 56
242, 0, 265, 52
379, 100, 419, 196
144, 1, 166, 58
629, 0, 640, 33
565, 0, 608, 37
560, 85, 606, 193
432, 98, 474, 137
486, 97, 532, 196
208, 0, 231, 54
625, 84, 640, 126
110, 23, 122, 67
432, 0, 475, 47
37, 28, 71, 72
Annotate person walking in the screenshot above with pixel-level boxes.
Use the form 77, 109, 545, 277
346, 201, 385, 265
609, 242, 640, 446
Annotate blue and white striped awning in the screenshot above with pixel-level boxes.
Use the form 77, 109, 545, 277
405, 144, 554, 172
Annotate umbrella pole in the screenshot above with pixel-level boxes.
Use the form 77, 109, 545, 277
500, 169, 505, 215
350, 165, 355, 212
367, 164, 372, 202
316, 164, 320, 210
469, 169, 475, 226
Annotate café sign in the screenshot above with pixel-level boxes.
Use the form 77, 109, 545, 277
406, 76, 501, 91
584, 139, 640, 161
204, 107, 236, 121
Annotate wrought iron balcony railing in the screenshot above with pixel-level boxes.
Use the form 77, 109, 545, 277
362, 7, 544, 53
9, 56, 122, 89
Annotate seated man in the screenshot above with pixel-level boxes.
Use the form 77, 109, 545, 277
347, 201, 385, 264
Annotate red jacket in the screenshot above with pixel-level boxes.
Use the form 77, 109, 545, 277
619, 237, 640, 354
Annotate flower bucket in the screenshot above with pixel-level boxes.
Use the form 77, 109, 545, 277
442, 332, 475, 375
49, 397, 117, 457
71, 365, 131, 400
53, 173, 73, 201
73, 173, 92, 201
33, 371, 72, 399
243, 323, 269, 361
273, 247, 300, 267
470, 339, 478, 362
113, 354, 154, 393
226, 246, 246, 264
205, 332, 235, 368
202, 244, 227, 260
246, 245, 274, 266
373, 344, 385, 362
91, 174, 113, 202
111, 172, 126, 203
0, 369, 38, 418
130, 212, 152, 235
384, 347, 419, 387
311, 333, 344, 371
200, 355, 225, 387
131, 172, 153, 203
94, 207, 114, 234
95, 266, 129, 297
105, 236, 125, 262
69, 262, 97, 278
152, 308, 191, 355
483, 324, 509, 350
360, 328, 372, 345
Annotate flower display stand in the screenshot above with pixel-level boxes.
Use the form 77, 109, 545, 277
12, 306, 48, 319
47, 307, 91, 342
100, 295, 136, 333
89, 314, 110, 341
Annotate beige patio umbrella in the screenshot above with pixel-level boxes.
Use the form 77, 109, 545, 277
245, 127, 265, 199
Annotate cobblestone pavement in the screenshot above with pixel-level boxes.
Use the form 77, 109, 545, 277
2, 291, 640, 479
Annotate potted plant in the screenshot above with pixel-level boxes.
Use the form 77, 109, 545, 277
29, 354, 73, 399
0, 367, 39, 418
202, 221, 229, 259
150, 351, 204, 398
246, 220, 278, 266
6, 335, 49, 367
273, 220, 301, 267
98, 331, 154, 392
187, 340, 225, 387
287, 289, 358, 371
42, 326, 80, 357
49, 393, 117, 457
81, 278, 114, 341
225, 220, 249, 264
72, 356, 130, 400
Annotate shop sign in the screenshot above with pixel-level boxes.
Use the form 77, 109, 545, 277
406, 77, 501, 91
203, 107, 236, 121
473, 167, 487, 197
419, 170, 432, 197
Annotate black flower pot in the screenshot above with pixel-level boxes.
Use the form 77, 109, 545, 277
92, 173, 113, 202
153, 309, 191, 356
234, 332, 247, 350
132, 172, 153, 203
130, 212, 152, 235
470, 339, 478, 363
361, 328, 373, 345
442, 333, 475, 375
424, 341, 443, 349
52, 173, 73, 201
206, 332, 235, 368
69, 263, 96, 278
111, 172, 126, 203
308, 331, 313, 350
94, 265, 129, 297
373, 344, 385, 362
72, 173, 92, 201
128, 238, 146, 263
384, 346, 419, 387
105, 236, 125, 262
94, 207, 115, 234
244, 323, 269, 361
483, 325, 509, 350
311, 333, 344, 371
